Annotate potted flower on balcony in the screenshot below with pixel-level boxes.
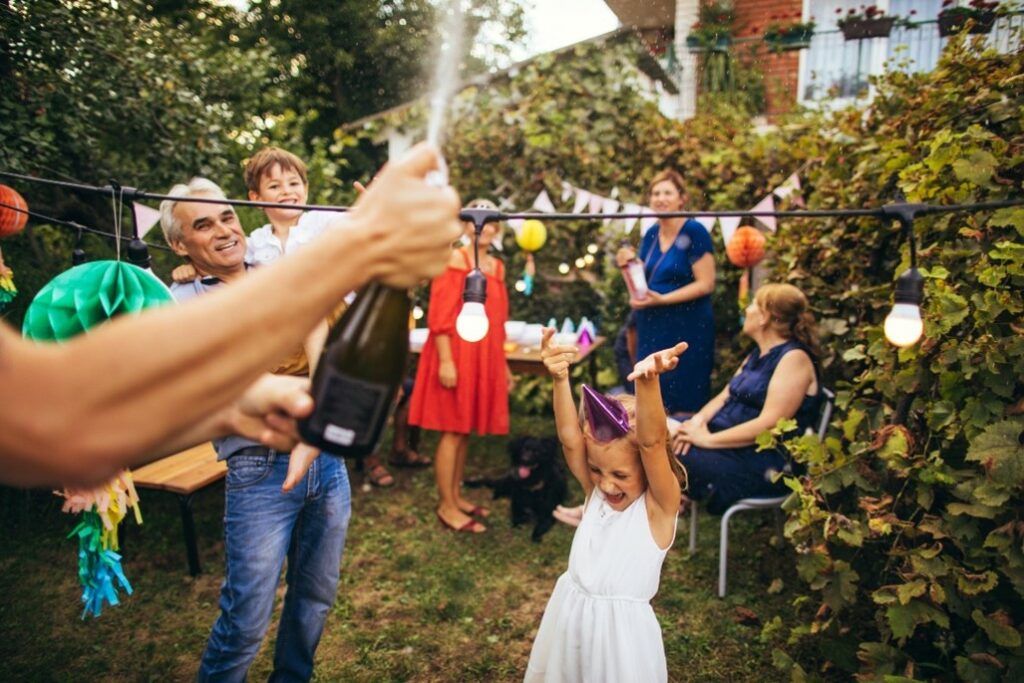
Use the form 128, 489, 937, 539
686, 0, 736, 53
938, 0, 1000, 37
763, 13, 816, 52
836, 5, 897, 40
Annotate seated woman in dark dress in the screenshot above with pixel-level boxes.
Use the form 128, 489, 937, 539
672, 283, 822, 514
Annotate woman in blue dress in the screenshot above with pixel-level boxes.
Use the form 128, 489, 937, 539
617, 170, 716, 415
672, 284, 823, 514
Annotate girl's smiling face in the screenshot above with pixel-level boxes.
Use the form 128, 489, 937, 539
585, 437, 647, 511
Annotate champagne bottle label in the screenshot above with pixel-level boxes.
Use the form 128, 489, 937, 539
312, 370, 391, 448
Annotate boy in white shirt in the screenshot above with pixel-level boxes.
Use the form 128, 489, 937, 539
172, 147, 398, 487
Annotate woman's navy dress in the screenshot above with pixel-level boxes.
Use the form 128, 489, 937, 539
635, 220, 714, 414
680, 340, 822, 514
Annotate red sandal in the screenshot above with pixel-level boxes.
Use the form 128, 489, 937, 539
436, 511, 486, 533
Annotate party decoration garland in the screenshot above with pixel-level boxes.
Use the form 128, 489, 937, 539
515, 218, 547, 252
23, 260, 173, 617
60, 473, 143, 618
23, 261, 173, 341
0, 183, 28, 238
0, 246, 15, 309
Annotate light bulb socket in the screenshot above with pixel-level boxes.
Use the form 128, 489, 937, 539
893, 267, 924, 306
458, 208, 502, 234
462, 268, 488, 304
127, 238, 151, 269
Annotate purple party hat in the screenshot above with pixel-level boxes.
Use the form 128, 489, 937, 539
581, 385, 630, 442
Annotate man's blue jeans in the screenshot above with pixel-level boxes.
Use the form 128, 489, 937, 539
197, 450, 351, 682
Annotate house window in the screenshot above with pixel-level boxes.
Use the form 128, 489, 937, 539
801, 0, 1022, 105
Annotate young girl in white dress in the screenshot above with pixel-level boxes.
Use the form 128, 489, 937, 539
525, 328, 687, 683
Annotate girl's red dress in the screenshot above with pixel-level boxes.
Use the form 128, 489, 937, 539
408, 248, 509, 435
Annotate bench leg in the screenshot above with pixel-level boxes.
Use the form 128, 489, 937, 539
178, 493, 201, 576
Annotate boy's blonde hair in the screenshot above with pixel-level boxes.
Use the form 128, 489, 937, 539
579, 393, 688, 489
244, 147, 308, 194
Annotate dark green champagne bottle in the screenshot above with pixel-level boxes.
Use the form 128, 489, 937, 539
299, 282, 410, 458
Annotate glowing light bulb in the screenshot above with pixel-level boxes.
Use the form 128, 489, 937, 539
884, 304, 923, 347
884, 267, 925, 348
583, 254, 595, 265
558, 262, 570, 274
574, 257, 586, 269
412, 305, 425, 320
514, 279, 526, 292
456, 302, 489, 342
457, 268, 488, 342
587, 243, 599, 254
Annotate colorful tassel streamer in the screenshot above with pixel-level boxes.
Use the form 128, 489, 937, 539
58, 470, 142, 618
0, 247, 15, 309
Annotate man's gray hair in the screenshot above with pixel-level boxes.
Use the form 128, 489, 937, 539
159, 177, 228, 245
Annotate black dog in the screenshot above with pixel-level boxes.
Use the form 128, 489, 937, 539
466, 436, 567, 542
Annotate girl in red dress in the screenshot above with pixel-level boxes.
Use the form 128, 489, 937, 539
409, 199, 510, 533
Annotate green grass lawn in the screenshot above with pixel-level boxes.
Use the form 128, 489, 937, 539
0, 413, 796, 682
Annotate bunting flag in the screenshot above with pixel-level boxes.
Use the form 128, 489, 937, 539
601, 198, 621, 227
773, 173, 801, 200
587, 193, 604, 215
507, 217, 525, 233
693, 215, 717, 233
621, 203, 643, 234
639, 210, 658, 233
532, 190, 556, 213
132, 202, 162, 239
572, 189, 591, 214
561, 182, 574, 203
750, 194, 777, 233
719, 215, 741, 246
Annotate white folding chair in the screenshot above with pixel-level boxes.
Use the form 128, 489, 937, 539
686, 388, 835, 597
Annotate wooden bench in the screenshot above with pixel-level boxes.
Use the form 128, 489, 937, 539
132, 442, 226, 576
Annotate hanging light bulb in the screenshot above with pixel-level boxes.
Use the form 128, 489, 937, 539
558, 262, 570, 274
583, 253, 595, 265
412, 305, 425, 320
586, 243, 599, 254
514, 279, 527, 292
574, 257, 586, 269
456, 204, 501, 343
884, 268, 924, 347
456, 269, 489, 342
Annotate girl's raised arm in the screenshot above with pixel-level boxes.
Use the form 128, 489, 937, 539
628, 343, 687, 518
540, 328, 590, 492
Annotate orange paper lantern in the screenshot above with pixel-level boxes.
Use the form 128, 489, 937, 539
0, 184, 28, 238
726, 226, 766, 268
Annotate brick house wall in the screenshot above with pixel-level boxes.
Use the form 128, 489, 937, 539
731, 0, 803, 117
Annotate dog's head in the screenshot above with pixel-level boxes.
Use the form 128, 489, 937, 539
507, 436, 560, 483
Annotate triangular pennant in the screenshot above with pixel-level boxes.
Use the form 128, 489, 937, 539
719, 216, 741, 245
750, 194, 777, 233
572, 190, 591, 214
532, 190, 556, 213
132, 202, 162, 239
588, 193, 604, 214
639, 210, 658, 233
507, 217, 525, 234
621, 203, 643, 234
601, 198, 621, 227
561, 182, 574, 203
772, 173, 801, 200
693, 215, 717, 233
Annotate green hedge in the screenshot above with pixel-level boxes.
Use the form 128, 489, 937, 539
759, 35, 1024, 681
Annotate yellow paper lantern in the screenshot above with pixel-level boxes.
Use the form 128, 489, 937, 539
515, 219, 547, 252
